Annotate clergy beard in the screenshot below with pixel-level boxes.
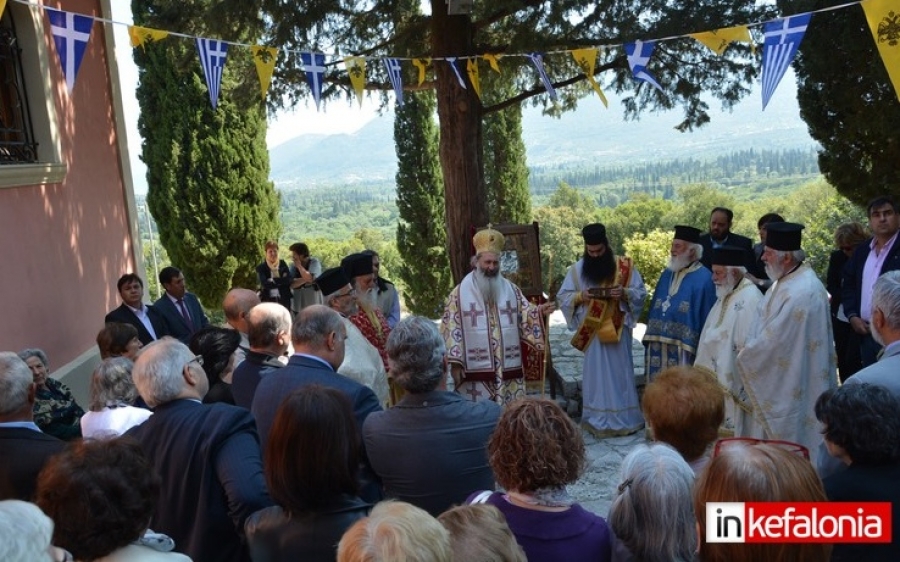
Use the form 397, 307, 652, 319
359, 288, 378, 310
765, 261, 785, 281
667, 253, 691, 273
714, 270, 740, 299
474, 268, 502, 305
582, 250, 616, 284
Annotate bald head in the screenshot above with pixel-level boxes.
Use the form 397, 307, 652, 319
247, 303, 292, 354
222, 288, 260, 333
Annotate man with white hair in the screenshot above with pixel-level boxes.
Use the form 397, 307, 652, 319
0, 353, 64, 501
342, 253, 392, 372
694, 246, 763, 436
440, 226, 554, 404
126, 339, 271, 562
736, 222, 837, 452
231, 302, 292, 409
643, 225, 716, 381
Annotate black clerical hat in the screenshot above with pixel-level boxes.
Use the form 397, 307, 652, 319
341, 253, 373, 278
316, 267, 350, 296
766, 222, 804, 251
674, 225, 702, 244
582, 223, 608, 245
711, 246, 747, 267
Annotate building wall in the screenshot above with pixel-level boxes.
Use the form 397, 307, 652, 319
0, 0, 141, 402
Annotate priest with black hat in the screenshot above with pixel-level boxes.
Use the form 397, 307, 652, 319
558, 223, 647, 437
736, 222, 838, 452
695, 246, 763, 436
643, 225, 717, 380
341, 253, 392, 374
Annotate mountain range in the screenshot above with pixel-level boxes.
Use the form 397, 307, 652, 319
269, 77, 817, 190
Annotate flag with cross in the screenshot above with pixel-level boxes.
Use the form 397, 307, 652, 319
624, 40, 664, 93
45, 7, 94, 93
527, 53, 558, 101
196, 38, 229, 109
301, 52, 327, 110
383, 57, 404, 107
761, 13, 812, 110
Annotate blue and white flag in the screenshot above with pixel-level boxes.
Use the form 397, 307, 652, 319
624, 40, 664, 93
45, 7, 93, 93
446, 57, 467, 89
196, 39, 228, 109
383, 57, 404, 107
527, 53, 557, 101
301, 52, 327, 110
762, 13, 811, 110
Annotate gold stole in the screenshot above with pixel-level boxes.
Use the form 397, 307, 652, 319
570, 257, 633, 351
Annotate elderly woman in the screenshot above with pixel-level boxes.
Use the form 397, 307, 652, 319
438, 504, 526, 562
338, 501, 451, 562
189, 326, 241, 405
80, 358, 152, 440
257, 240, 292, 310
245, 385, 371, 562
642, 365, 724, 474
827, 222, 868, 381
815, 383, 900, 562
694, 441, 830, 562
17, 348, 84, 441
0, 499, 69, 562
472, 398, 612, 561
36, 438, 191, 562
96, 322, 142, 360
607, 443, 696, 562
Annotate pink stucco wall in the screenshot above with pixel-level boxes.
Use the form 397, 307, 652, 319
0, 0, 135, 366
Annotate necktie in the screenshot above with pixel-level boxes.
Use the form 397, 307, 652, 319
177, 298, 195, 332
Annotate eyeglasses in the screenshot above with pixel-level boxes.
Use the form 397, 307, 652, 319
713, 437, 809, 460
186, 355, 204, 368
332, 331, 347, 343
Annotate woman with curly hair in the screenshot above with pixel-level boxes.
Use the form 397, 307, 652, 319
17, 348, 84, 441
80, 358, 152, 439
469, 398, 612, 561
36, 438, 191, 561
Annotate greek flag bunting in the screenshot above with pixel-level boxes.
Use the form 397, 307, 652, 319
624, 40, 664, 93
196, 39, 228, 109
527, 53, 557, 101
761, 13, 812, 110
45, 7, 94, 93
301, 52, 327, 110
383, 58, 404, 107
446, 57, 467, 89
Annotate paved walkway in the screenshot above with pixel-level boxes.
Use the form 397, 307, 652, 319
541, 311, 649, 517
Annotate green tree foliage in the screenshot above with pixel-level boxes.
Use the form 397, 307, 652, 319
394, 91, 454, 317
483, 77, 531, 224
535, 206, 599, 295
781, 0, 900, 206
666, 184, 737, 231
599, 193, 676, 254
133, 0, 280, 308
624, 229, 672, 321
259, 0, 773, 282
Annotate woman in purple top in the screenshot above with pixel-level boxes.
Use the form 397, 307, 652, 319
469, 398, 612, 562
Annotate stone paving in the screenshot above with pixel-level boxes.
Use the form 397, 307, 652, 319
540, 311, 649, 517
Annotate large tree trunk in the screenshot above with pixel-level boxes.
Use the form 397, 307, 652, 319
431, 2, 487, 284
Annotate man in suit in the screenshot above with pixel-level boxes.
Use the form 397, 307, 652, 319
698, 207, 754, 271
126, 339, 271, 562
153, 266, 209, 344
842, 196, 900, 367
0, 352, 64, 501
232, 302, 291, 409
104, 273, 168, 345
363, 316, 500, 516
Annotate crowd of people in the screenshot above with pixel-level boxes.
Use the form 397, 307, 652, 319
2, 199, 900, 561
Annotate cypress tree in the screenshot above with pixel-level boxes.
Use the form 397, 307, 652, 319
483, 76, 531, 225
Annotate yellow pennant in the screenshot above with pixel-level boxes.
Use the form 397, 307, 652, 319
466, 58, 481, 99
250, 46, 278, 100
482, 54, 502, 73
128, 25, 169, 49
690, 25, 752, 56
862, 0, 900, 102
570, 48, 608, 107
412, 58, 431, 86
0, 0, 7, 17
343, 56, 367, 106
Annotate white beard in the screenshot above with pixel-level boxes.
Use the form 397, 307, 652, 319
474, 268, 501, 305
667, 253, 691, 273
360, 288, 378, 309
765, 262, 785, 281
715, 282, 735, 300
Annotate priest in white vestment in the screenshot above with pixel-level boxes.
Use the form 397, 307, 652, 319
441, 226, 554, 404
694, 246, 762, 436
317, 267, 390, 406
736, 222, 838, 453
558, 223, 646, 437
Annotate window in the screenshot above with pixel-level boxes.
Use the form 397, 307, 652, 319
0, 10, 39, 164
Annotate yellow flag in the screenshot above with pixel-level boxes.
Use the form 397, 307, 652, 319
344, 56, 367, 106
570, 48, 608, 107
128, 25, 169, 49
482, 54, 502, 74
412, 58, 431, 86
0, 0, 7, 17
690, 25, 752, 56
250, 46, 278, 100
466, 59, 481, 99
863, 0, 900, 101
